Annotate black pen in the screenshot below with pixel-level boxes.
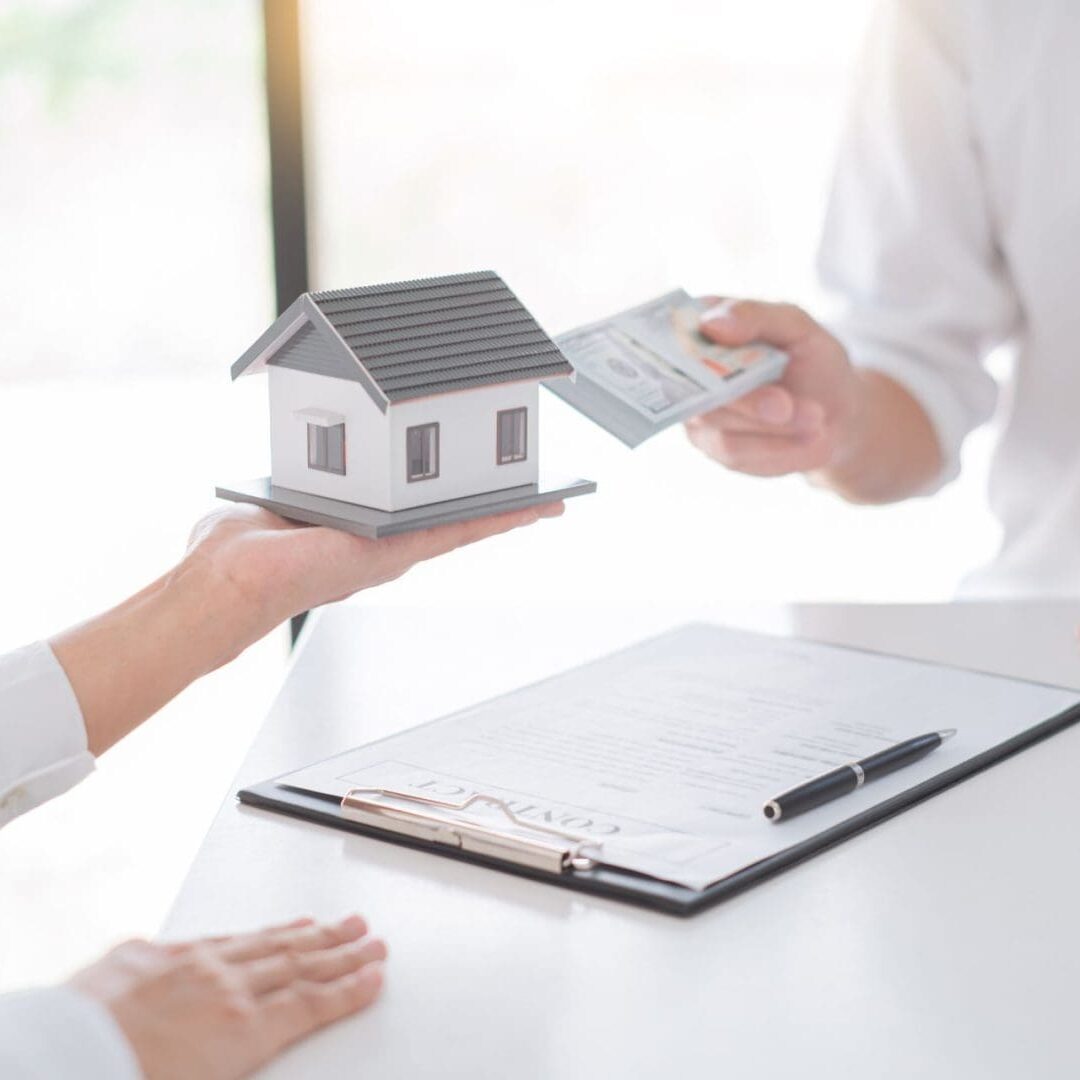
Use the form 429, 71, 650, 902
763, 729, 957, 823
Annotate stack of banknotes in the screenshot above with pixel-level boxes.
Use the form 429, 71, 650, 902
547, 289, 789, 448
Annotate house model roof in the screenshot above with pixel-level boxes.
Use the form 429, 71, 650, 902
230, 270, 573, 410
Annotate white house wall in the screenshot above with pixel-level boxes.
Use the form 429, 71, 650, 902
387, 382, 539, 510
268, 366, 391, 509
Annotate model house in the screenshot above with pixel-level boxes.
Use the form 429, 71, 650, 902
229, 271, 577, 514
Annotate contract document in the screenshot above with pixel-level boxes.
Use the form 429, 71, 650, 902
268, 625, 1078, 893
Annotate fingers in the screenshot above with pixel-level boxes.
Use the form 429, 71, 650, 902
244, 935, 388, 995
157, 913, 387, 1061
420, 501, 564, 557
691, 398, 824, 437
699, 298, 817, 350
723, 385, 795, 425
261, 963, 385, 1053
685, 374, 830, 479
292, 499, 562, 571
691, 296, 858, 482
166, 916, 314, 954
707, 388, 825, 434
685, 421, 833, 476
379, 500, 565, 567
216, 914, 368, 964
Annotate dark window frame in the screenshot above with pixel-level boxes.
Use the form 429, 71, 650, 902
496, 407, 528, 464
406, 422, 440, 482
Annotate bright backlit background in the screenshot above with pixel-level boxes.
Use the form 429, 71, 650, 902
0, 0, 1000, 989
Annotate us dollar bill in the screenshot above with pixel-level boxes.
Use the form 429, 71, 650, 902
547, 290, 788, 448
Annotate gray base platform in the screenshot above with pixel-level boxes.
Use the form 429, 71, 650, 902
215, 476, 596, 539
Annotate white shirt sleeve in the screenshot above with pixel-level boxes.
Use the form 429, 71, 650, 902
0, 641, 95, 828
817, 0, 1018, 491
0, 653, 140, 1075
0, 650, 140, 1075
0, 987, 142, 1079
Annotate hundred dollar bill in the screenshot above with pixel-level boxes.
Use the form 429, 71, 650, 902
546, 290, 789, 448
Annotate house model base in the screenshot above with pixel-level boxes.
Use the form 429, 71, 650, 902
216, 475, 596, 540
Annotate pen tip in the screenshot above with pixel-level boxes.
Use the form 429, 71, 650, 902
938, 728, 958, 742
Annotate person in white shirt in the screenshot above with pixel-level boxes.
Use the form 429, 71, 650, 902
685, 0, 1080, 596
0, 500, 562, 1079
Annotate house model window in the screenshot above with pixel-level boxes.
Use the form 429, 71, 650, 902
496, 407, 528, 464
406, 423, 439, 482
296, 408, 346, 475
300, 421, 344, 478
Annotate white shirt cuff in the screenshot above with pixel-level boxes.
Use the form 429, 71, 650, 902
0, 642, 95, 827
0, 986, 142, 1079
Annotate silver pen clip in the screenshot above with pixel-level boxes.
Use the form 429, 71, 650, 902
340, 787, 601, 875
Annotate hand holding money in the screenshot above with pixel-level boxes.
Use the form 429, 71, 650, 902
687, 298, 944, 503
684, 298, 860, 477
549, 288, 939, 502
549, 290, 790, 448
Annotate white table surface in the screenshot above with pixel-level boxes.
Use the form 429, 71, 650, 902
165, 600, 1080, 1079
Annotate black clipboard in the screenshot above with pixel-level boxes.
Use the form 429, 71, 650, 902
239, 691, 1080, 917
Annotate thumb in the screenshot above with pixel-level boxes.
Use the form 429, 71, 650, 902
699, 299, 755, 347
700, 298, 817, 351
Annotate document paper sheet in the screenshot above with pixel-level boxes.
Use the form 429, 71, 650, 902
279, 625, 1077, 891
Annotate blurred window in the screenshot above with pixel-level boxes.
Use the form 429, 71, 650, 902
0, 0, 271, 381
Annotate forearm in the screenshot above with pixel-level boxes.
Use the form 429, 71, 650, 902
49, 554, 263, 756
44, 501, 555, 757
814, 370, 943, 504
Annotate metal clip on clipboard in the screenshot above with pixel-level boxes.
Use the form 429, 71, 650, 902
340, 788, 601, 875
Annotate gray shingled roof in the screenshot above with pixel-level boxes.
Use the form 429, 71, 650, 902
231, 271, 573, 408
